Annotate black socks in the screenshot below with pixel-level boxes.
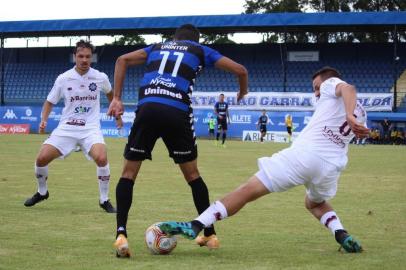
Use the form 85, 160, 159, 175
116, 177, 135, 237
189, 177, 216, 237
191, 220, 205, 235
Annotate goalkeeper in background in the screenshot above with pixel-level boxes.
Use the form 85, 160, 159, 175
208, 116, 216, 140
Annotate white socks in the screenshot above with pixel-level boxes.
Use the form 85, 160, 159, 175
196, 201, 228, 228
97, 164, 110, 204
320, 211, 344, 235
35, 165, 48, 195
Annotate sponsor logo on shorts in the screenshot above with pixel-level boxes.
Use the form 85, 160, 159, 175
173, 150, 191, 155
322, 126, 345, 148
130, 147, 145, 153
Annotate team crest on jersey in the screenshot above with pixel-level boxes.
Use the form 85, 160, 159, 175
88, 82, 97, 92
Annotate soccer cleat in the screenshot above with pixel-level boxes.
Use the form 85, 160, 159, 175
114, 234, 131, 258
158, 222, 197, 240
335, 230, 363, 253
100, 200, 117, 213
24, 191, 49, 207
221, 144, 227, 148
195, 234, 220, 249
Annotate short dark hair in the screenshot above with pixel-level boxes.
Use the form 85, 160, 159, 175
312, 66, 342, 81
74, 40, 94, 54
174, 24, 200, 42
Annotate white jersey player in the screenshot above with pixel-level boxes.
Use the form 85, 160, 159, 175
158, 66, 370, 253
24, 40, 123, 213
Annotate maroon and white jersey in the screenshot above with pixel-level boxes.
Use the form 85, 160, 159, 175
292, 77, 366, 169
47, 67, 111, 131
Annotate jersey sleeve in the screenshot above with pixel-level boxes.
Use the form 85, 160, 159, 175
100, 72, 112, 94
203, 46, 223, 67
320, 77, 345, 98
46, 76, 63, 104
143, 45, 154, 56
214, 102, 219, 111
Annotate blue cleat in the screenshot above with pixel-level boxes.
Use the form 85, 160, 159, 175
158, 222, 197, 240
335, 230, 363, 253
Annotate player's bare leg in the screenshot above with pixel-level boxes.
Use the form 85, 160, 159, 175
179, 159, 219, 249
114, 159, 142, 258
24, 144, 61, 207
159, 176, 269, 239
305, 196, 363, 253
89, 143, 115, 213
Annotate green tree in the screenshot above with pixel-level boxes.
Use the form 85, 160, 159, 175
245, 0, 405, 43
111, 34, 146, 45
201, 34, 236, 44
244, 0, 305, 13
160, 33, 173, 43
352, 0, 406, 11
244, 0, 309, 43
306, 0, 352, 12
307, 0, 405, 42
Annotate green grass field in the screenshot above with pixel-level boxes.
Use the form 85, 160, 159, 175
0, 135, 405, 270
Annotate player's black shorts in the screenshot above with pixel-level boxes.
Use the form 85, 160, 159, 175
287, 126, 292, 135
217, 117, 227, 131
260, 125, 267, 133
124, 103, 197, 164
209, 129, 215, 135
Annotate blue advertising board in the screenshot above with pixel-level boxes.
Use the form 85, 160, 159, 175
2, 105, 404, 139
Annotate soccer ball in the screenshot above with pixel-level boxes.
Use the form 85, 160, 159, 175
145, 223, 177, 255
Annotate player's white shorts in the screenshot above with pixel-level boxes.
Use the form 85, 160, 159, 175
255, 147, 341, 203
43, 128, 105, 160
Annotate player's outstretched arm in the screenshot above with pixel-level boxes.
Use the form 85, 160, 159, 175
108, 49, 148, 118
336, 83, 369, 138
215, 57, 248, 101
39, 101, 53, 134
